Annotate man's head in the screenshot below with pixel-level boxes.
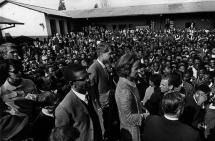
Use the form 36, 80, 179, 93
162, 91, 185, 117
194, 84, 210, 106
63, 64, 90, 94
7, 59, 23, 86
160, 73, 182, 93
97, 42, 112, 64
0, 42, 20, 60
194, 57, 201, 70
0, 60, 9, 86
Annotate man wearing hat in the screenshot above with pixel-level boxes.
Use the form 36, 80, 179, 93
55, 63, 102, 141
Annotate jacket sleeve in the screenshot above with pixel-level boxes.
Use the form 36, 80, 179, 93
117, 88, 142, 126
88, 67, 100, 108
55, 104, 71, 127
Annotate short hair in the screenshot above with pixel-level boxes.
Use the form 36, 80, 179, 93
116, 53, 137, 78
7, 59, 23, 72
0, 42, 17, 59
96, 42, 111, 57
195, 84, 210, 94
162, 91, 185, 115
63, 63, 86, 82
149, 74, 161, 87
164, 72, 182, 88
49, 126, 80, 141
0, 59, 9, 85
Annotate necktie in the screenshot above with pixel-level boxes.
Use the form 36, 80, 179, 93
104, 66, 109, 79
84, 95, 89, 104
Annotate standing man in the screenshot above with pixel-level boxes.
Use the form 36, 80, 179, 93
88, 42, 118, 141
143, 91, 201, 141
55, 63, 102, 141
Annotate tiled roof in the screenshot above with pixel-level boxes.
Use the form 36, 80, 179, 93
0, 0, 70, 17
0, 16, 24, 24
64, 1, 215, 18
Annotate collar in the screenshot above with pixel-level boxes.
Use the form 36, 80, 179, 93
209, 82, 213, 88
72, 89, 88, 104
97, 59, 106, 69
120, 77, 136, 88
193, 95, 198, 105
3, 79, 22, 91
209, 104, 215, 110
164, 114, 178, 121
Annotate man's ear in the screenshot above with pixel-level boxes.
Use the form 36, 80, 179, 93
69, 81, 74, 86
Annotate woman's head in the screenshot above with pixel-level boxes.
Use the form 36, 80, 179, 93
116, 53, 139, 79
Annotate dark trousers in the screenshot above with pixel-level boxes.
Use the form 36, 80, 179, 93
102, 94, 120, 141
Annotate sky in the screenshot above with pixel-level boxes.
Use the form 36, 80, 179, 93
14, 0, 215, 10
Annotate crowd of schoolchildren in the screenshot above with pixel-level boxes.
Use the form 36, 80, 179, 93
0, 25, 215, 141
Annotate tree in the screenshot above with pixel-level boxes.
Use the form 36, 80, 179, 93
58, 0, 66, 11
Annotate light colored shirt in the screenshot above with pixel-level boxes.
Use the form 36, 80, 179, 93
97, 59, 106, 69
164, 114, 178, 121
142, 86, 154, 105
209, 104, 215, 110
72, 89, 88, 104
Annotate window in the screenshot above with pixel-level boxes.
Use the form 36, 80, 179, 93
59, 20, 65, 35
50, 19, 57, 35
67, 20, 71, 33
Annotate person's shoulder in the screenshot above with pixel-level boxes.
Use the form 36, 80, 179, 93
178, 121, 199, 135
59, 91, 76, 107
145, 115, 162, 123
22, 78, 35, 85
88, 60, 98, 71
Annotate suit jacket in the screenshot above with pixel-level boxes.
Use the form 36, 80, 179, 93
180, 95, 206, 128
204, 105, 215, 140
88, 60, 112, 107
115, 77, 143, 141
143, 115, 201, 141
55, 89, 102, 141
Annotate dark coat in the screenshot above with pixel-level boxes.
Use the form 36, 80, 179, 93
180, 96, 206, 128
143, 115, 201, 141
88, 60, 120, 140
87, 60, 112, 107
204, 105, 215, 141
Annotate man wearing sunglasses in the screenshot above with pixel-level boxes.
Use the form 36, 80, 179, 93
55, 63, 102, 141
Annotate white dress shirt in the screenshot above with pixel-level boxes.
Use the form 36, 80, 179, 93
72, 89, 88, 104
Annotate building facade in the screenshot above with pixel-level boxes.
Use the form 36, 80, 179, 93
1, 0, 215, 41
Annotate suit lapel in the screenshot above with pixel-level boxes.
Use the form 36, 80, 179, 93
127, 83, 142, 114
96, 61, 109, 79
70, 90, 89, 114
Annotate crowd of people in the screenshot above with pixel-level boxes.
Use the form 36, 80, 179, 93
0, 26, 215, 141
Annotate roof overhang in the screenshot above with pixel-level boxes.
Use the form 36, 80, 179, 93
0, 16, 24, 30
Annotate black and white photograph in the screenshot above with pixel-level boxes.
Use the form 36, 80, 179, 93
1, 0, 215, 141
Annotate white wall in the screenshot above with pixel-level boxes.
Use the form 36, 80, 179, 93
0, 3, 48, 37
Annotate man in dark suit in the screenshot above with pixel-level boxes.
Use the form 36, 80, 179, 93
180, 84, 210, 128
143, 91, 201, 141
88, 42, 119, 141
55, 64, 102, 141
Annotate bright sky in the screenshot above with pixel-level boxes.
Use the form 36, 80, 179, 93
15, 0, 215, 10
